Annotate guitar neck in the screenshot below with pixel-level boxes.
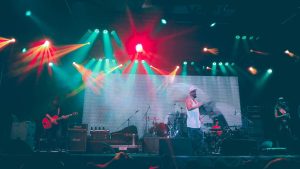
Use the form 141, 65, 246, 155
56, 114, 73, 121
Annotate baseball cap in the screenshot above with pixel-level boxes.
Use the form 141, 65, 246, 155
189, 86, 197, 93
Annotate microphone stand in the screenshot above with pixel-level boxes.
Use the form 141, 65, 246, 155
144, 105, 150, 135
119, 110, 139, 129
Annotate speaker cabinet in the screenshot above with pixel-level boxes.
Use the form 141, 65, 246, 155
159, 138, 193, 156
68, 129, 87, 152
143, 137, 161, 154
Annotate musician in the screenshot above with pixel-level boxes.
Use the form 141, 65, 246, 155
274, 97, 292, 148
211, 119, 222, 136
185, 86, 203, 154
44, 96, 67, 150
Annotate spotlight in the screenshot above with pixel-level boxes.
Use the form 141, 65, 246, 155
191, 62, 195, 65
210, 22, 216, 27
206, 66, 211, 70
9, 38, 16, 43
203, 47, 208, 52
135, 60, 139, 63
267, 69, 273, 73
48, 62, 53, 67
235, 35, 240, 39
248, 66, 257, 75
242, 36, 247, 40
249, 36, 254, 40
212, 62, 217, 65
231, 63, 235, 66
161, 18, 167, 24
94, 29, 99, 33
99, 58, 103, 61
72, 62, 76, 65
103, 29, 108, 34
141, 60, 145, 63
183, 61, 187, 65
219, 62, 223, 66
176, 66, 180, 69
106, 59, 109, 62
86, 42, 91, 45
285, 50, 290, 54
225, 62, 229, 66
135, 43, 143, 53
22, 48, 27, 53
44, 40, 50, 47
25, 10, 31, 16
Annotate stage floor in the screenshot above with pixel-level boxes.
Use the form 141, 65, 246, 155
1, 152, 300, 169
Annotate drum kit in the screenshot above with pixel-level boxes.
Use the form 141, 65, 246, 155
148, 112, 242, 154
148, 112, 187, 138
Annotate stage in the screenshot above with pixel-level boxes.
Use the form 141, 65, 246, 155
1, 152, 300, 169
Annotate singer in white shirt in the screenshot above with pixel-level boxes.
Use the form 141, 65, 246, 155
185, 86, 204, 154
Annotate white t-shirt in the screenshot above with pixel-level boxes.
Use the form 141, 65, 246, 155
186, 98, 201, 128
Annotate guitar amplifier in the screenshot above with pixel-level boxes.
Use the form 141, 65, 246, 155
68, 126, 87, 152
69, 123, 88, 130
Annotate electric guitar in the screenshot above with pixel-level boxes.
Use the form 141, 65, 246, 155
42, 112, 78, 129
276, 108, 290, 130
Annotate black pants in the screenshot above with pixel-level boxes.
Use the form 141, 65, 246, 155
187, 127, 205, 155
44, 125, 64, 150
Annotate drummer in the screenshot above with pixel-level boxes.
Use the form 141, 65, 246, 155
211, 119, 222, 136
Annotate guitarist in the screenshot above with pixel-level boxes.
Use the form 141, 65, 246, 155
44, 96, 67, 150
274, 97, 292, 148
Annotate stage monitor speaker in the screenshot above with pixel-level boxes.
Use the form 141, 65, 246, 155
159, 138, 193, 156
221, 138, 258, 155
68, 129, 87, 152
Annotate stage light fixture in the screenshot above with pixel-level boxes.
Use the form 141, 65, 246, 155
94, 29, 99, 33
161, 18, 167, 24
242, 36, 247, 40
219, 62, 223, 65
103, 30, 108, 34
135, 43, 143, 53
212, 62, 216, 65
210, 22, 216, 27
9, 38, 16, 43
25, 10, 31, 16
183, 61, 187, 65
267, 69, 273, 74
22, 48, 27, 53
48, 62, 53, 67
235, 35, 240, 39
225, 62, 229, 66
44, 40, 50, 47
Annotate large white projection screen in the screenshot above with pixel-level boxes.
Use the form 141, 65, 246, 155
83, 74, 241, 137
